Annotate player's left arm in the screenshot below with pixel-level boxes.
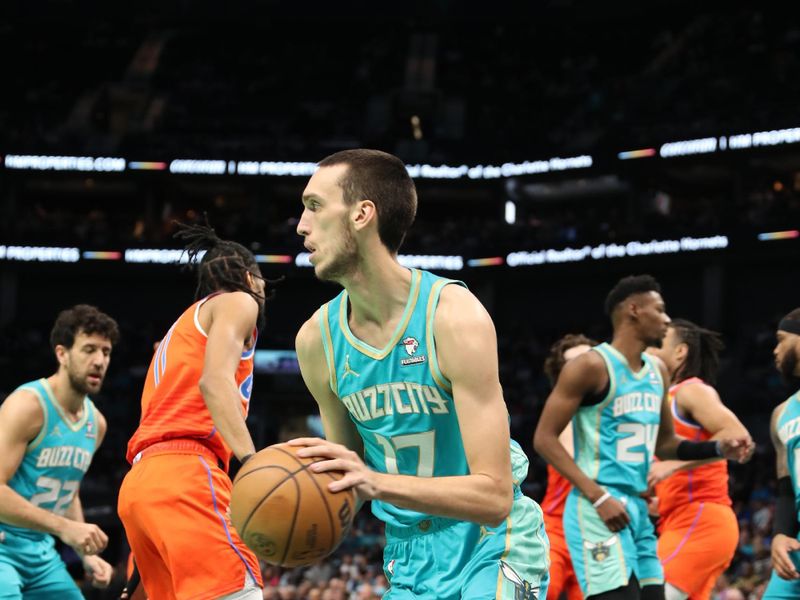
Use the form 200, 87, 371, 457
653, 358, 751, 463
64, 410, 113, 588
299, 285, 514, 526
649, 382, 754, 484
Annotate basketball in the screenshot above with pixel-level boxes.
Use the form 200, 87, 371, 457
230, 443, 356, 568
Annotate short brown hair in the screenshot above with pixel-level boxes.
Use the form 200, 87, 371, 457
543, 333, 598, 386
318, 149, 417, 253
50, 304, 120, 351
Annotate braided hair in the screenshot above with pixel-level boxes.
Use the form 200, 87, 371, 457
670, 318, 725, 385
173, 221, 267, 305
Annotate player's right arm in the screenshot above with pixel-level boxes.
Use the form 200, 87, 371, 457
648, 382, 753, 486
770, 400, 800, 580
534, 352, 631, 531
198, 291, 260, 463
295, 313, 365, 513
0, 390, 107, 554
295, 313, 363, 456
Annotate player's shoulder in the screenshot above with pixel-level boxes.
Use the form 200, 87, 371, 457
675, 378, 718, 403
435, 283, 491, 328
644, 352, 669, 374
0, 386, 45, 436
206, 290, 259, 312
772, 398, 792, 425
92, 406, 108, 441
565, 347, 607, 376
296, 309, 324, 357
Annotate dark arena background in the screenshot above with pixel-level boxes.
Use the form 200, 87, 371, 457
1, 2, 799, 599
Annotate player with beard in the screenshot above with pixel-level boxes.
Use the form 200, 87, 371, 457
535, 275, 752, 600
763, 308, 800, 599
0, 304, 119, 598
118, 222, 271, 600
292, 149, 549, 599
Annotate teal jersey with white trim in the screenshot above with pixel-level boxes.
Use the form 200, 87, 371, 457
2, 378, 97, 541
572, 343, 664, 494
319, 268, 529, 527
776, 392, 800, 522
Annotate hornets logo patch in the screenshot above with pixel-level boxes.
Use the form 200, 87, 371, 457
584, 536, 618, 562
500, 561, 539, 600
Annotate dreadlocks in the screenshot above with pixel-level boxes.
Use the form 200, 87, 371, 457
173, 220, 267, 306
670, 318, 725, 385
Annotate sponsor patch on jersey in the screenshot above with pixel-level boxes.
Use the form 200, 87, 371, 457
400, 355, 426, 366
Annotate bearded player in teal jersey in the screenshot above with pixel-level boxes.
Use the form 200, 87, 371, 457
764, 308, 800, 599
0, 305, 119, 599
291, 149, 549, 599
535, 276, 753, 600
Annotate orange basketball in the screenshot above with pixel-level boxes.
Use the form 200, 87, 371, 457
230, 443, 356, 567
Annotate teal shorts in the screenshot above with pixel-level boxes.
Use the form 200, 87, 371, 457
563, 487, 663, 597
763, 548, 800, 599
0, 529, 83, 600
382, 494, 550, 599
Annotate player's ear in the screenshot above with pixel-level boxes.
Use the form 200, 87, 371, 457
674, 341, 688, 363
628, 299, 641, 320
352, 200, 376, 232
54, 344, 70, 367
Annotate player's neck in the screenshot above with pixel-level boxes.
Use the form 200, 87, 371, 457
610, 333, 646, 371
47, 373, 85, 418
343, 257, 412, 328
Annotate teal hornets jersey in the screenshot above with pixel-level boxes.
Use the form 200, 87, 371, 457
572, 343, 665, 494
319, 269, 527, 527
776, 393, 800, 522
3, 379, 97, 541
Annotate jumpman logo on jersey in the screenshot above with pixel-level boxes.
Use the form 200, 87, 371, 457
479, 525, 496, 543
342, 354, 360, 380
51, 425, 62, 438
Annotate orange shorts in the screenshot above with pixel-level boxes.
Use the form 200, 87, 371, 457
658, 502, 738, 600
546, 527, 582, 600
118, 442, 262, 600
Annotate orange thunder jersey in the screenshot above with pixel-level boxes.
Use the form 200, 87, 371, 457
126, 295, 256, 470
655, 377, 730, 519
542, 464, 572, 536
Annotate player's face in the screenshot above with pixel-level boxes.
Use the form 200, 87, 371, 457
774, 331, 800, 381
298, 165, 359, 282
59, 331, 112, 395
635, 291, 670, 348
646, 326, 684, 375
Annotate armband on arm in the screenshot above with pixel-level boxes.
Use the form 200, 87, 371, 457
774, 476, 799, 538
675, 440, 720, 461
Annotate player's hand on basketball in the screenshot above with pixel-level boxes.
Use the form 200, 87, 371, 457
82, 554, 114, 588
717, 436, 755, 463
59, 519, 108, 555
772, 533, 800, 580
594, 495, 630, 532
290, 437, 377, 500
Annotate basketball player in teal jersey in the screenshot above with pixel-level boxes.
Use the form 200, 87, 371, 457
0, 305, 119, 598
291, 149, 549, 599
763, 308, 800, 599
534, 275, 752, 600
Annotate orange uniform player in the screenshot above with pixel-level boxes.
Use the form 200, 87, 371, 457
117, 223, 270, 600
647, 320, 753, 600
540, 334, 595, 600
543, 464, 582, 600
